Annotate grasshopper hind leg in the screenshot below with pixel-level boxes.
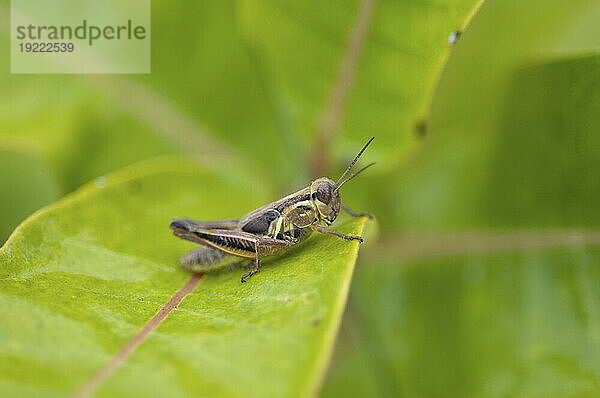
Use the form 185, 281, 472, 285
179, 247, 242, 273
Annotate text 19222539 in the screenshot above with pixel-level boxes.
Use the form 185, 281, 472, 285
19, 42, 74, 53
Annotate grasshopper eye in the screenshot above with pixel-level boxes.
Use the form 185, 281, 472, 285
315, 185, 332, 204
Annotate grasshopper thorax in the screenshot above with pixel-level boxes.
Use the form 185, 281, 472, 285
310, 177, 341, 225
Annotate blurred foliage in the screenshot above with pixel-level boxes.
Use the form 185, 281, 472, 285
323, 0, 600, 397
2, 0, 599, 396
375, 0, 600, 230
486, 56, 600, 227
0, 158, 366, 397
332, 250, 600, 397
0, 148, 59, 240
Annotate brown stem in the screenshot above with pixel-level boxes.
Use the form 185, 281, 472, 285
310, 0, 377, 176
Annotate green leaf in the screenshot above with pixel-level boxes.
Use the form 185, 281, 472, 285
0, 158, 367, 398
237, 0, 483, 166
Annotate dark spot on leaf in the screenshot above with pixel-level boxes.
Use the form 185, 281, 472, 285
128, 180, 142, 193
414, 119, 428, 137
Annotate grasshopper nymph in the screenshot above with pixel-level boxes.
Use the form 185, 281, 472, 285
170, 137, 375, 283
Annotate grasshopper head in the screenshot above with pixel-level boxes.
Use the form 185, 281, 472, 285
311, 137, 376, 226
310, 177, 341, 225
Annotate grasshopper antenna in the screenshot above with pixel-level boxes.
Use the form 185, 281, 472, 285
335, 162, 376, 191
335, 137, 375, 188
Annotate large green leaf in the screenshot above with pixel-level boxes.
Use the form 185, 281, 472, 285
238, 0, 483, 168
0, 158, 367, 397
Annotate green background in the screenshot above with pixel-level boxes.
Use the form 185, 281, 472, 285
1, 0, 600, 396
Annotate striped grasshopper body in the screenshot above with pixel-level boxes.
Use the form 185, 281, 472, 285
170, 138, 375, 283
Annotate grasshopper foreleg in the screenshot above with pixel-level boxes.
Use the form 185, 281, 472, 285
341, 203, 373, 219
241, 241, 261, 283
311, 224, 363, 243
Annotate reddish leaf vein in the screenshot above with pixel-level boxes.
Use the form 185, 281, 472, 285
71, 273, 203, 398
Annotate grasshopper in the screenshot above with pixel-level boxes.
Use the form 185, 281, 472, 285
170, 137, 375, 283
